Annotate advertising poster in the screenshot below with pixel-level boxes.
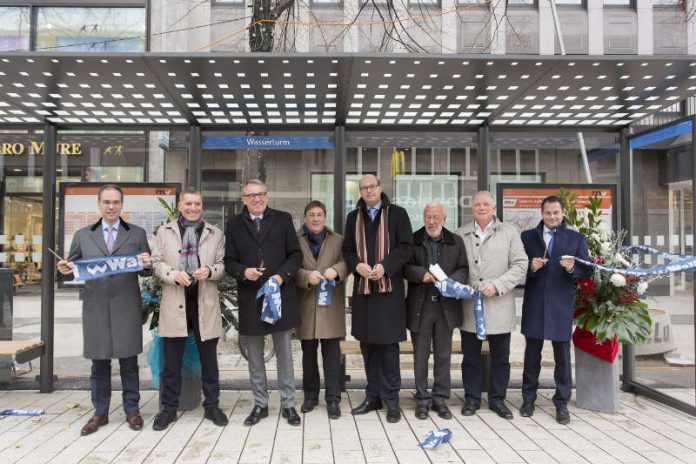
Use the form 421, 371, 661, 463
496, 184, 616, 234
59, 183, 179, 287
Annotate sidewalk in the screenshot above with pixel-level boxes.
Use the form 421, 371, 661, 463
1, 388, 695, 463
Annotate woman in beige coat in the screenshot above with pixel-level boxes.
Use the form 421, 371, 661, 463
295, 200, 348, 419
151, 188, 228, 431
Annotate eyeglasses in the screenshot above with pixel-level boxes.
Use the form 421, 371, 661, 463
100, 200, 122, 206
359, 184, 380, 192
242, 192, 267, 200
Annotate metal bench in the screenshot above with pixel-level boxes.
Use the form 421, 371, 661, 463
339, 339, 491, 392
0, 340, 45, 365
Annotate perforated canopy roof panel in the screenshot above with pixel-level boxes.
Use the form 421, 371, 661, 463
0, 52, 694, 129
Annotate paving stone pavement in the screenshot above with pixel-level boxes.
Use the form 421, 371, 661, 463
0, 388, 695, 463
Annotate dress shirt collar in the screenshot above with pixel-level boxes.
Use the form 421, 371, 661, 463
102, 219, 121, 232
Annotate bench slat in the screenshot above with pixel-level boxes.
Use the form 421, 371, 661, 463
0, 340, 45, 363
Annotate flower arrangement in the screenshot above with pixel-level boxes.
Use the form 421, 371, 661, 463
558, 188, 652, 346
140, 197, 238, 332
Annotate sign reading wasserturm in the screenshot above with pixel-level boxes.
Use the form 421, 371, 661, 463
202, 136, 334, 150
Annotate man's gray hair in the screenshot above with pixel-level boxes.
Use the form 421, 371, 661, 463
472, 190, 496, 203
424, 203, 446, 214
242, 179, 266, 191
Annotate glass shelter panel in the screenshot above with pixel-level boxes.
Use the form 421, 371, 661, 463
631, 126, 695, 407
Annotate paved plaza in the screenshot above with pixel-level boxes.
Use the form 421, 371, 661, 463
1, 388, 696, 463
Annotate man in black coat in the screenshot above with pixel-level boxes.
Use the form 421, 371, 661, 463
404, 203, 468, 420
342, 174, 413, 423
224, 179, 303, 427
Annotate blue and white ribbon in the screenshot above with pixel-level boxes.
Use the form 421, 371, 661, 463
257, 277, 282, 324
572, 245, 696, 278
418, 428, 453, 449
316, 279, 336, 306
0, 409, 44, 416
72, 253, 144, 281
435, 279, 486, 340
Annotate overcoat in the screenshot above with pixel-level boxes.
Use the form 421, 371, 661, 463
404, 226, 469, 332
521, 221, 592, 341
456, 218, 528, 335
153, 220, 226, 341
295, 227, 348, 340
65, 218, 152, 360
224, 206, 303, 336
342, 193, 413, 344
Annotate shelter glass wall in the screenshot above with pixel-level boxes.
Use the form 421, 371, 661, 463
345, 131, 479, 230
0, 7, 30, 52
631, 126, 695, 407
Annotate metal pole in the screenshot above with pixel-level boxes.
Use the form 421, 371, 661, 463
549, 0, 566, 55
477, 125, 489, 192
333, 126, 346, 234
691, 116, 696, 404
39, 123, 57, 393
619, 127, 634, 391
188, 125, 202, 190
577, 133, 593, 183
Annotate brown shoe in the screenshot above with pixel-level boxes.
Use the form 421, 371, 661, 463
126, 410, 143, 431
81, 415, 108, 436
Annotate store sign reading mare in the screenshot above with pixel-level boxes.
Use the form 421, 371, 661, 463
0, 141, 83, 156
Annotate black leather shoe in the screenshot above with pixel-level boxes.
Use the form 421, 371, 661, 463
432, 403, 452, 420
386, 408, 401, 423
204, 406, 229, 427
327, 402, 341, 419
489, 402, 514, 420
556, 405, 570, 425
282, 407, 301, 426
301, 399, 318, 413
244, 405, 269, 426
519, 401, 535, 418
415, 405, 429, 420
351, 399, 383, 415
460, 400, 480, 416
153, 409, 176, 431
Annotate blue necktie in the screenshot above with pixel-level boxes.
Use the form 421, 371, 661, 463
369, 207, 378, 221
547, 230, 555, 256
254, 217, 262, 234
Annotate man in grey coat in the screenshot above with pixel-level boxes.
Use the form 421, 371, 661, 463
57, 184, 152, 436
456, 191, 528, 420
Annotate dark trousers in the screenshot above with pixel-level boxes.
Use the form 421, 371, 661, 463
412, 301, 453, 406
360, 342, 401, 409
461, 330, 510, 405
90, 356, 140, 417
301, 338, 341, 404
161, 307, 220, 411
522, 336, 572, 407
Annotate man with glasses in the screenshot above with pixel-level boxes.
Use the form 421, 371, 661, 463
224, 179, 303, 426
56, 184, 152, 436
342, 174, 413, 423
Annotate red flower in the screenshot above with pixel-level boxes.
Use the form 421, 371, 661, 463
593, 256, 605, 264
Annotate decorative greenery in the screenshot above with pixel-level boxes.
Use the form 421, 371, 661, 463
140, 197, 238, 332
558, 188, 652, 345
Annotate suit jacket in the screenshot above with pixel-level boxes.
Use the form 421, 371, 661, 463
295, 227, 348, 340
224, 206, 303, 336
64, 218, 151, 359
342, 193, 413, 344
404, 226, 469, 332
455, 218, 528, 335
153, 220, 226, 341
521, 221, 592, 341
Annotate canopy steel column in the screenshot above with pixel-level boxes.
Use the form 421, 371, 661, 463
692, 115, 696, 404
333, 126, 346, 234
477, 126, 490, 192
40, 123, 57, 393
619, 127, 635, 392
188, 126, 202, 190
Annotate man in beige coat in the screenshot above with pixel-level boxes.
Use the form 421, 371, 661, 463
151, 188, 228, 430
295, 200, 348, 419
456, 191, 528, 420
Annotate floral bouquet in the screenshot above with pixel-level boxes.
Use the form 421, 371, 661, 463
558, 189, 652, 362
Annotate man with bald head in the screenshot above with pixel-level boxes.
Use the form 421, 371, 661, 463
404, 204, 468, 420
342, 174, 413, 423
456, 191, 527, 420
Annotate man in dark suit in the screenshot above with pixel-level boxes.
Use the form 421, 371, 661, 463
520, 195, 591, 424
224, 179, 303, 426
342, 174, 413, 423
404, 203, 468, 420
56, 184, 151, 436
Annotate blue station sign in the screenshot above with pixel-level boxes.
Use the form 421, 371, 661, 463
203, 136, 334, 150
